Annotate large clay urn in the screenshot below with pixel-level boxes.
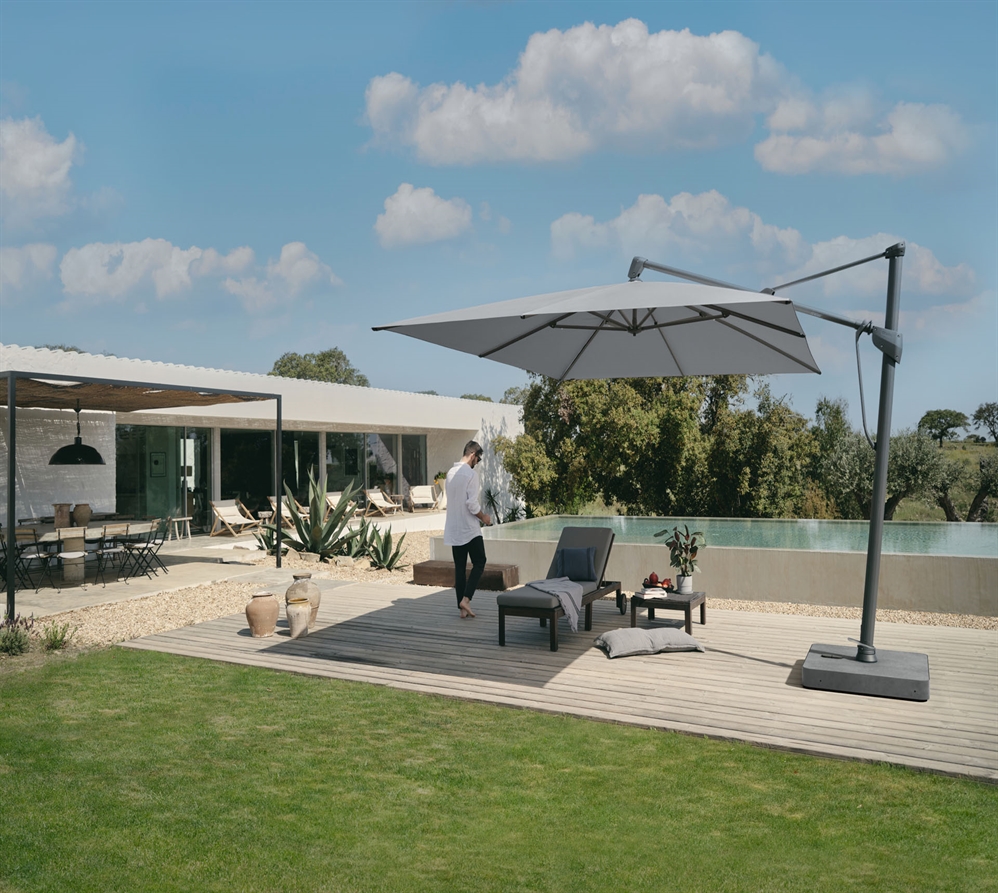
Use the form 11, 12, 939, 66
53, 503, 72, 529
286, 597, 311, 639
286, 572, 321, 629
246, 591, 279, 638
72, 503, 92, 527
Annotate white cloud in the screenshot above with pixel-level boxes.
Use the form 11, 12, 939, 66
552, 190, 806, 265
756, 100, 969, 175
58, 239, 335, 313
60, 239, 203, 298
0, 243, 57, 291
365, 19, 966, 176
0, 116, 79, 223
374, 183, 473, 248
265, 241, 342, 292
365, 20, 784, 164
550, 190, 975, 309
222, 242, 342, 312
223, 276, 274, 313
195, 246, 255, 276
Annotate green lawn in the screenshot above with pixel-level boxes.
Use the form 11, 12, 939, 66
1, 648, 995, 893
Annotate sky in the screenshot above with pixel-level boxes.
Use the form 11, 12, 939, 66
1, 0, 995, 432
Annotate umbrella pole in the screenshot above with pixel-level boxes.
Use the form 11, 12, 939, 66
802, 243, 930, 700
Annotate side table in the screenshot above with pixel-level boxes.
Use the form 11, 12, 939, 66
630, 590, 706, 636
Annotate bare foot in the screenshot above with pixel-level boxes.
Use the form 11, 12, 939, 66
459, 598, 476, 618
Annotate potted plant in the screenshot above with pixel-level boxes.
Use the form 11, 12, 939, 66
653, 524, 705, 594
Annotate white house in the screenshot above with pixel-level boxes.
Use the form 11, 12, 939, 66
0, 344, 523, 530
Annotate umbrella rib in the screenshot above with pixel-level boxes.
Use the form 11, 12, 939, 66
703, 304, 806, 339
649, 310, 686, 375
717, 318, 821, 373
557, 318, 608, 382
480, 312, 575, 359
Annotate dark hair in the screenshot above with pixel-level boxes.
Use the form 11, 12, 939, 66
463, 440, 483, 458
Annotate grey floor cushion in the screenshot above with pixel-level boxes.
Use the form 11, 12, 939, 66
594, 626, 705, 658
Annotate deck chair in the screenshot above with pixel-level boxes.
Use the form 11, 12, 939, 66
363, 488, 405, 517
269, 494, 308, 527
210, 499, 261, 536
324, 490, 357, 518
407, 485, 438, 512
496, 527, 623, 652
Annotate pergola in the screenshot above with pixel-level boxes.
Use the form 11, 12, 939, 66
3, 369, 285, 618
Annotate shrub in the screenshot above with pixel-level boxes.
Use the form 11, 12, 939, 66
40, 621, 76, 652
0, 613, 35, 655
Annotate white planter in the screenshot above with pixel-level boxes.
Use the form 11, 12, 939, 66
676, 574, 694, 594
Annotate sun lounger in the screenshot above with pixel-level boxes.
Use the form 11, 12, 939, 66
407, 485, 439, 512
364, 488, 405, 517
496, 527, 623, 652
210, 499, 261, 536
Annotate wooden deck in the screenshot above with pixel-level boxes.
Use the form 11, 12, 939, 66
121, 581, 998, 782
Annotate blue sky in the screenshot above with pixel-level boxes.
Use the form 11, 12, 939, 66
1, 0, 995, 431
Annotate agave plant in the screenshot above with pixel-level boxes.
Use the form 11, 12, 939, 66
282, 472, 364, 560
366, 524, 408, 571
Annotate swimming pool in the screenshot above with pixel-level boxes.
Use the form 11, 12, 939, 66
484, 515, 998, 558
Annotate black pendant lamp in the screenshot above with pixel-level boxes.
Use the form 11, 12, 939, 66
49, 401, 105, 465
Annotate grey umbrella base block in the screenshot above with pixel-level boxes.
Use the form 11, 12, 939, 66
801, 643, 930, 701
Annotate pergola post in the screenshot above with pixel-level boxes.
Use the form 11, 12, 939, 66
276, 396, 283, 568
6, 371, 16, 619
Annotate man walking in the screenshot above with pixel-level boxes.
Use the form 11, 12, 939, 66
444, 440, 492, 618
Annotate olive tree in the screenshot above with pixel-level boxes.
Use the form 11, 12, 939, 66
918, 409, 969, 447
972, 402, 998, 443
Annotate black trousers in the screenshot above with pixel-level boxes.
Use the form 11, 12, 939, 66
452, 536, 486, 606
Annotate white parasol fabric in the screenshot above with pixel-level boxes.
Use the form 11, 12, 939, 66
375, 279, 819, 380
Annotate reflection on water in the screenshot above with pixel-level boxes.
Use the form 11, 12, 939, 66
485, 515, 998, 557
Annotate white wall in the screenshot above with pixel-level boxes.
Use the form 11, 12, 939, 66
0, 407, 116, 527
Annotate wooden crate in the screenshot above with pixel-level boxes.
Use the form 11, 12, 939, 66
412, 560, 519, 591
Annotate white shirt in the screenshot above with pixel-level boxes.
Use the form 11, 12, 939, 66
443, 461, 482, 546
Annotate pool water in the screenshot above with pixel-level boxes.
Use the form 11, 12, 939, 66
484, 515, 998, 558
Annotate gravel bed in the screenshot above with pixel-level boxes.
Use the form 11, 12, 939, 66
22, 529, 996, 650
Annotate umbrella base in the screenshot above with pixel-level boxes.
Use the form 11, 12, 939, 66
801, 643, 929, 701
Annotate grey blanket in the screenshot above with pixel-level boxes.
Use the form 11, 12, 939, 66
527, 576, 584, 632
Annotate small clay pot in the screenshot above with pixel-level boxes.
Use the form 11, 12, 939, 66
286, 571, 321, 629
246, 591, 279, 638
286, 597, 311, 639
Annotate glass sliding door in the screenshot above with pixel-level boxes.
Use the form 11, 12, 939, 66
366, 434, 399, 495
401, 434, 427, 497
325, 432, 365, 494
115, 425, 183, 521
220, 429, 273, 517
181, 427, 212, 533
281, 431, 320, 506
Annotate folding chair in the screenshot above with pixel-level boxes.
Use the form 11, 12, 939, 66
123, 519, 169, 580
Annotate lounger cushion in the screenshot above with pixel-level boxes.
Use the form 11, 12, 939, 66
594, 627, 704, 658
554, 546, 596, 582
497, 578, 605, 608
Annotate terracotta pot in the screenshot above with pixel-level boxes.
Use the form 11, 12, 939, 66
286, 597, 311, 639
246, 591, 279, 638
72, 503, 92, 527
286, 571, 321, 629
53, 503, 72, 529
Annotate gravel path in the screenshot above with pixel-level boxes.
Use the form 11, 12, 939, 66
20, 529, 997, 650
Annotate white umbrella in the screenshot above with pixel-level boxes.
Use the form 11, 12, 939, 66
374, 279, 819, 380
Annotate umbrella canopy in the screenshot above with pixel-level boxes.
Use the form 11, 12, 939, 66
374, 279, 819, 380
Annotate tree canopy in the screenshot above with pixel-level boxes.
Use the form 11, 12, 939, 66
493, 377, 992, 523
972, 402, 998, 442
918, 409, 968, 447
269, 349, 369, 387
460, 393, 493, 402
